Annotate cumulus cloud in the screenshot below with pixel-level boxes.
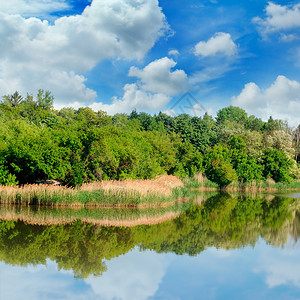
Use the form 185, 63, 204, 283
89, 83, 170, 114
128, 57, 189, 96
254, 2, 300, 35
88, 57, 189, 114
0, 0, 168, 106
194, 32, 237, 57
232, 75, 300, 126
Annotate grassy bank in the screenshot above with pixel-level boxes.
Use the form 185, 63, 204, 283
0, 185, 185, 207
223, 179, 300, 191
0, 175, 191, 207
0, 175, 299, 208
182, 174, 219, 189
183, 175, 300, 192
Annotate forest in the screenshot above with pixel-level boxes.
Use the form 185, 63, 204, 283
0, 90, 299, 188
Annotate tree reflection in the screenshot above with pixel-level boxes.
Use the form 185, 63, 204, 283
0, 193, 299, 278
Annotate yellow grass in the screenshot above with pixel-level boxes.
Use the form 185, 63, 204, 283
80, 174, 184, 196
0, 175, 185, 207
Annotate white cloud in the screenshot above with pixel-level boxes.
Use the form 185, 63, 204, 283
0, 0, 169, 106
280, 33, 300, 42
0, 0, 70, 17
88, 57, 188, 114
168, 49, 180, 56
232, 75, 300, 126
254, 2, 300, 35
232, 82, 262, 110
128, 57, 189, 96
194, 32, 237, 57
89, 83, 170, 114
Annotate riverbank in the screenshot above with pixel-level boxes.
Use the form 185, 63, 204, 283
0, 175, 299, 207
0, 175, 188, 208
185, 176, 300, 192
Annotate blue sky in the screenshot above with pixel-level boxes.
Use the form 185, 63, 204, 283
0, 0, 300, 125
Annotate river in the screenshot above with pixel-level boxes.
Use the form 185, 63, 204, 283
0, 192, 299, 299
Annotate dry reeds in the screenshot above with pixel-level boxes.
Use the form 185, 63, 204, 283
0, 175, 186, 207
80, 174, 184, 197
0, 184, 75, 206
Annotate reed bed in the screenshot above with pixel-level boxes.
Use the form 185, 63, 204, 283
80, 174, 184, 196
225, 179, 300, 191
0, 175, 187, 207
183, 174, 219, 189
182, 173, 300, 192
1, 174, 297, 208
0, 184, 75, 206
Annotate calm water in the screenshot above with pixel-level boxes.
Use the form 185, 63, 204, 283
0, 192, 300, 300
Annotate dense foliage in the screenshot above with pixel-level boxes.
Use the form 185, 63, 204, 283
0, 91, 299, 187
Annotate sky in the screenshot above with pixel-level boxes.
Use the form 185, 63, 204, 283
0, 0, 300, 126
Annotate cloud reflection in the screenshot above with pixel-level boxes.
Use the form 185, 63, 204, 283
254, 238, 300, 288
0, 260, 93, 299
0, 249, 170, 300
85, 249, 170, 300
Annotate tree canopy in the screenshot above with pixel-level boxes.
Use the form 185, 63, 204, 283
0, 90, 299, 187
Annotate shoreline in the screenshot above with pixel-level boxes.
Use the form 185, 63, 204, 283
0, 175, 186, 208
0, 175, 299, 208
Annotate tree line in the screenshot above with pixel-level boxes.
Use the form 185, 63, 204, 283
0, 90, 299, 187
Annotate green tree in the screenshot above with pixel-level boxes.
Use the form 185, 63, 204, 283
229, 136, 263, 182
262, 149, 293, 183
292, 124, 300, 163
204, 144, 238, 188
36, 89, 54, 110
216, 106, 248, 124
2, 91, 23, 107
170, 139, 203, 177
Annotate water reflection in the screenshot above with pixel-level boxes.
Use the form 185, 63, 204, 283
0, 192, 300, 299
1, 241, 300, 300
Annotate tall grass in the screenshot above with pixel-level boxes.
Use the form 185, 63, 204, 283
224, 179, 300, 191
182, 174, 219, 189
183, 172, 300, 191
0, 184, 189, 207
1, 176, 298, 208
